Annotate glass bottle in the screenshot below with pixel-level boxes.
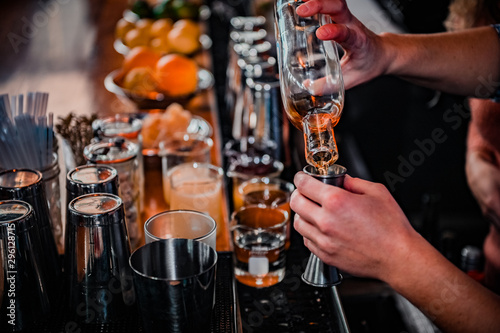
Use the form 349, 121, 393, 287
275, 0, 344, 174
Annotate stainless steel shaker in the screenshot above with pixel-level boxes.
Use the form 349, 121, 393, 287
66, 164, 119, 204
65, 193, 134, 324
0, 169, 61, 298
0, 200, 51, 332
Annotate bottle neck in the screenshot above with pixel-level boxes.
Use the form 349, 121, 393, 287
302, 112, 338, 174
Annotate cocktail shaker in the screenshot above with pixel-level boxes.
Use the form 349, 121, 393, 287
0, 200, 51, 332
0, 169, 61, 298
65, 193, 134, 324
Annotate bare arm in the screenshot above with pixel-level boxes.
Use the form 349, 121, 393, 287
296, 0, 500, 97
291, 173, 500, 332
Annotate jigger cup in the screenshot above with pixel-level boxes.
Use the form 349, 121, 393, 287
302, 164, 347, 287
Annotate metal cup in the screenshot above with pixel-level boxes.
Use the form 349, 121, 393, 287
130, 239, 217, 333
66, 164, 119, 204
0, 200, 51, 332
0, 169, 61, 297
301, 164, 347, 287
65, 193, 134, 324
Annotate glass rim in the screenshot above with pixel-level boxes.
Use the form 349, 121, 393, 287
129, 238, 218, 281
93, 114, 143, 135
0, 168, 42, 189
167, 162, 224, 188
158, 134, 214, 157
227, 159, 284, 179
230, 204, 289, 231
0, 200, 33, 224
144, 209, 217, 243
68, 192, 123, 216
67, 164, 118, 185
238, 176, 295, 197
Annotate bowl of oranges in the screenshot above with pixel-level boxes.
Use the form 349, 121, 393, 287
105, 47, 214, 109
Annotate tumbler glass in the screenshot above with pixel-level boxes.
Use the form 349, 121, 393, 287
168, 163, 224, 234
231, 205, 288, 288
239, 177, 294, 249
144, 210, 217, 250
159, 133, 213, 205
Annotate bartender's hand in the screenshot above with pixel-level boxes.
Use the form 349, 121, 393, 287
466, 149, 500, 230
296, 0, 389, 89
290, 172, 418, 280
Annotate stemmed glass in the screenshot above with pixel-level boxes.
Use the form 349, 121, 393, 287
275, 0, 344, 174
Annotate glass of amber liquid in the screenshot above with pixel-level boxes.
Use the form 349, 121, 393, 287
238, 177, 294, 249
231, 205, 288, 288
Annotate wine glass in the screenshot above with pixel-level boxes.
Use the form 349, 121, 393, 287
275, 0, 344, 174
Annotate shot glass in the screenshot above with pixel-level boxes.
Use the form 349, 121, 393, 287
144, 210, 217, 250
130, 239, 217, 333
231, 205, 288, 288
227, 154, 284, 211
239, 177, 295, 249
168, 163, 224, 234
160, 133, 213, 205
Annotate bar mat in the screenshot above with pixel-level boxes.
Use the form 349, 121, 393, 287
24, 252, 238, 333
236, 232, 345, 333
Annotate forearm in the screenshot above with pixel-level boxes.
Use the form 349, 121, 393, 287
382, 26, 500, 98
386, 232, 500, 332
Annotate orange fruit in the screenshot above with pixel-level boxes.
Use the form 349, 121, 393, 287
115, 18, 135, 40
123, 46, 161, 73
155, 54, 198, 96
150, 37, 171, 54
172, 19, 201, 37
150, 18, 174, 38
167, 27, 200, 55
135, 18, 154, 34
122, 67, 158, 93
123, 28, 149, 48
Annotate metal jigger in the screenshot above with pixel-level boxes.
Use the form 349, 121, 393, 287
301, 164, 347, 287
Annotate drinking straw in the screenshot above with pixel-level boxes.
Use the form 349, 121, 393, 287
47, 113, 54, 167
0, 92, 54, 170
27, 92, 34, 116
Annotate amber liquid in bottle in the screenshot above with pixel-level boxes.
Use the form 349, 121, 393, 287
286, 92, 342, 175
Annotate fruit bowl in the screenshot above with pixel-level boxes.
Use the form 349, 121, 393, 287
104, 67, 214, 109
